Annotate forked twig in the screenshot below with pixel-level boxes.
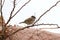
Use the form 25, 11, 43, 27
11, 0, 31, 18
5, 0, 16, 26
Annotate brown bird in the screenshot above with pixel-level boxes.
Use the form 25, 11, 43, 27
19, 16, 36, 25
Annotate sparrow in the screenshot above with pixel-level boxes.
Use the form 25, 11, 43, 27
19, 16, 36, 25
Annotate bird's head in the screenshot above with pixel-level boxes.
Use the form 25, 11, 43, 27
31, 16, 36, 19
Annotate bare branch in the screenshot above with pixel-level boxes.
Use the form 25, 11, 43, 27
0, 0, 7, 39
33, 0, 60, 25
34, 24, 59, 27
5, 0, 16, 26
10, 0, 16, 17
2, 0, 5, 7
11, 0, 31, 18
5, 0, 31, 26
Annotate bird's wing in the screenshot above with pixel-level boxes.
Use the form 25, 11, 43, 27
24, 18, 32, 22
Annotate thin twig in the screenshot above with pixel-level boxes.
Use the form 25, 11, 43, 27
5, 0, 16, 26
5, 0, 31, 26
11, 0, 31, 18
33, 0, 60, 25
34, 24, 59, 27
2, 0, 5, 7
10, 0, 16, 17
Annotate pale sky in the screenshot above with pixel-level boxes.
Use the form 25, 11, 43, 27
2, 0, 60, 33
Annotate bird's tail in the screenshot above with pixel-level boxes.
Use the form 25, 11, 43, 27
19, 22, 24, 24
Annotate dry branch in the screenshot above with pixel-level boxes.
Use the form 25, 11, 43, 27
33, 0, 60, 25
12, 0, 31, 18
2, 0, 5, 7
0, 0, 31, 39
5, 0, 16, 26
0, 0, 7, 40
10, 0, 16, 17
5, 0, 31, 26
1, 0, 4, 35
34, 24, 59, 27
